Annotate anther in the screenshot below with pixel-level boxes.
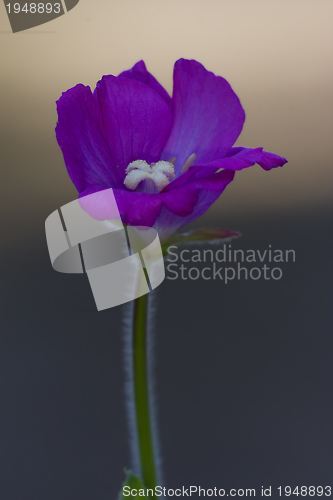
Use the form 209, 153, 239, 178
180, 153, 197, 174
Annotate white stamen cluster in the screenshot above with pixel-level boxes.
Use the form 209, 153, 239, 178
124, 160, 176, 192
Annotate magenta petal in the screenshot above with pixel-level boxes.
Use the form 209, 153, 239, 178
160, 168, 234, 217
56, 59, 287, 241
254, 149, 288, 171
56, 84, 122, 193
118, 60, 171, 107
197, 147, 288, 171
78, 169, 234, 231
79, 185, 163, 226
161, 59, 245, 174
154, 169, 235, 238
113, 189, 163, 227
94, 76, 172, 179
79, 187, 122, 222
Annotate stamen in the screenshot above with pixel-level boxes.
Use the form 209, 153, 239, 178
180, 153, 197, 174
124, 160, 175, 192
125, 160, 150, 174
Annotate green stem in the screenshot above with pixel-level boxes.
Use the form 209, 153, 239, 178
132, 293, 157, 490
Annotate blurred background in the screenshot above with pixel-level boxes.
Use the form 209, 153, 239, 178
0, 1, 332, 498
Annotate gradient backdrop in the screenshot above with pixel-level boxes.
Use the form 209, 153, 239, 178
1, 1, 332, 498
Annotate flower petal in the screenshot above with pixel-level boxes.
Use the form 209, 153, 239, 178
161, 168, 235, 215
154, 169, 235, 239
78, 185, 163, 227
78, 168, 234, 238
197, 147, 288, 171
94, 76, 172, 179
117, 167, 234, 235
56, 84, 122, 193
161, 59, 245, 175
112, 189, 164, 227
118, 60, 171, 107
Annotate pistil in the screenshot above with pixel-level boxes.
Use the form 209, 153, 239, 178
124, 160, 175, 192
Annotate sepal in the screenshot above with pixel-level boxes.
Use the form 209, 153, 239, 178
162, 227, 240, 256
118, 470, 147, 499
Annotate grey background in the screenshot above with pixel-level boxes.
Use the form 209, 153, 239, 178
1, 209, 332, 498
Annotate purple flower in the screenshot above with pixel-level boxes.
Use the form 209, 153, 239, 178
56, 59, 287, 240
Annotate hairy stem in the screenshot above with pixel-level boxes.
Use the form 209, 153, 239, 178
132, 293, 157, 490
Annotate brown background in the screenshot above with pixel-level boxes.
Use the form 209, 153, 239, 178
1, 0, 332, 221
